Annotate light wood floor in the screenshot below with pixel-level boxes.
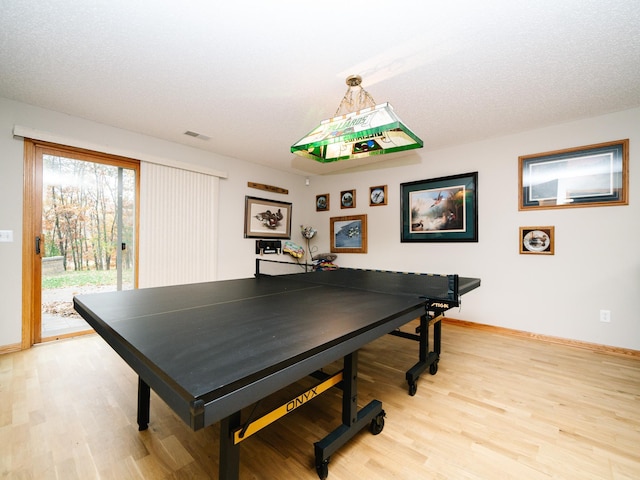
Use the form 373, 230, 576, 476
1, 321, 639, 479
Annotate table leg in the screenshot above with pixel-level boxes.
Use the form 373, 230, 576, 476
343, 351, 358, 426
219, 411, 241, 480
137, 377, 150, 431
434, 317, 442, 356
404, 313, 442, 395
314, 351, 385, 479
419, 313, 429, 364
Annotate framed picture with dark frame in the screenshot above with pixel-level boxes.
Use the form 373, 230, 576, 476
340, 189, 356, 209
519, 139, 628, 210
330, 214, 367, 254
520, 226, 554, 255
316, 194, 330, 211
244, 196, 292, 239
400, 172, 478, 242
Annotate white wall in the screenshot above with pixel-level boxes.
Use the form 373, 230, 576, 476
1, 97, 638, 351
303, 107, 640, 350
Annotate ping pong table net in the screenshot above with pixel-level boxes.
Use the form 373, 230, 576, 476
254, 258, 461, 307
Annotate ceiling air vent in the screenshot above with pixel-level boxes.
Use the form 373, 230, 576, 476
184, 130, 210, 140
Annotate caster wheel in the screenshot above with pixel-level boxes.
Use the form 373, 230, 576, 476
429, 361, 438, 375
316, 458, 329, 479
408, 382, 417, 396
370, 411, 385, 435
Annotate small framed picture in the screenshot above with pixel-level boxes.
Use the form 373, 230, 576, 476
330, 214, 367, 254
519, 226, 554, 255
340, 189, 356, 209
316, 194, 329, 211
369, 185, 387, 206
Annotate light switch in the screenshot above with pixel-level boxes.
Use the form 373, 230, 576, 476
0, 230, 14, 242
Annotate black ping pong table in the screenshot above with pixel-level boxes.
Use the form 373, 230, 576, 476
73, 261, 480, 479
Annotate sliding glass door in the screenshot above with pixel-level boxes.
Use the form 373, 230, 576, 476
23, 140, 139, 344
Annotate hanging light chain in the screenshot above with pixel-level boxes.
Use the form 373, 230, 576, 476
334, 75, 376, 117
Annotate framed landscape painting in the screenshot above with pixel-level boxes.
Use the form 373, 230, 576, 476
400, 172, 478, 242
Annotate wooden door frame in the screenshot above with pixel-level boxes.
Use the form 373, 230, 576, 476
22, 139, 140, 348
21, 139, 40, 348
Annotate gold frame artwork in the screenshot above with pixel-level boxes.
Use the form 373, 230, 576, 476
340, 189, 356, 209
330, 214, 367, 254
519, 140, 628, 210
519, 226, 554, 255
316, 194, 330, 211
369, 185, 387, 206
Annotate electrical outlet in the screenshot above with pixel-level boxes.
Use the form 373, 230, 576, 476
0, 230, 14, 242
599, 310, 611, 323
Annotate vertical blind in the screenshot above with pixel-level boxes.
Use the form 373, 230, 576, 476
139, 162, 219, 288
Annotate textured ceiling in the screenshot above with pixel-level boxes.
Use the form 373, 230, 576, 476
1, 0, 639, 175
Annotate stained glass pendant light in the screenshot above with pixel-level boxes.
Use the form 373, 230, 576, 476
291, 75, 423, 163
